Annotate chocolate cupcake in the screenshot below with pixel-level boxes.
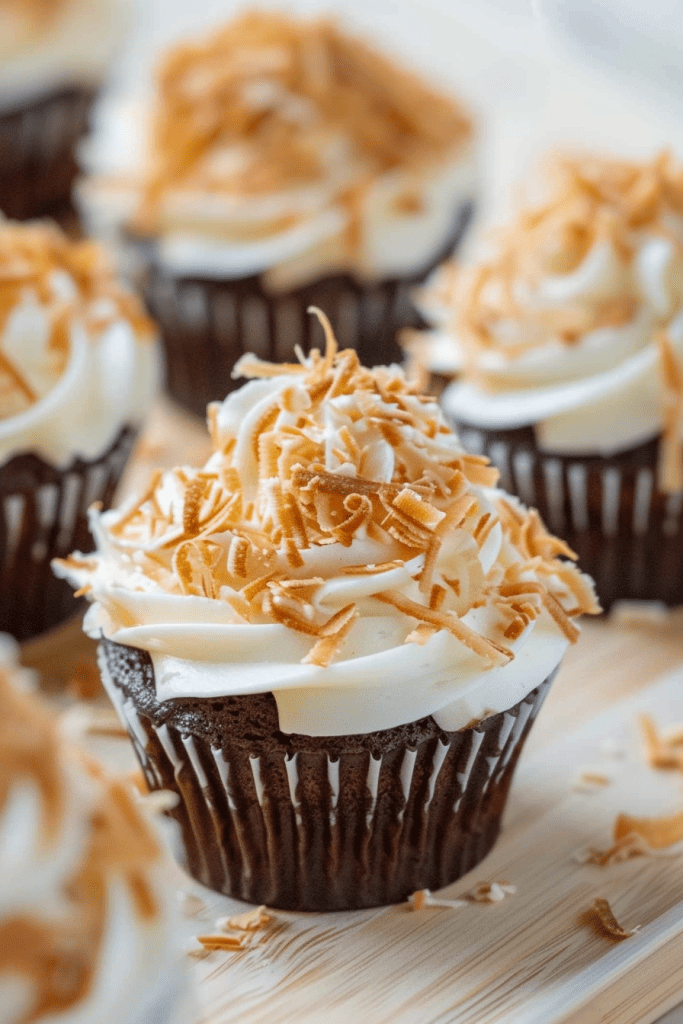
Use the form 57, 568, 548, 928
0, 634, 185, 1024
56, 312, 598, 910
415, 151, 683, 610
0, 218, 159, 639
78, 11, 476, 416
0, 0, 128, 222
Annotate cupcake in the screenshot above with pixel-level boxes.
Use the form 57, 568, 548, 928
0, 218, 159, 640
78, 11, 476, 417
55, 312, 598, 911
0, 635, 184, 1024
0, 0, 127, 222
418, 151, 683, 610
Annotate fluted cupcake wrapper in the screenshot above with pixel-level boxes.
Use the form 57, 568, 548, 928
455, 422, 683, 611
100, 638, 555, 912
0, 425, 137, 640
135, 200, 474, 418
0, 85, 97, 222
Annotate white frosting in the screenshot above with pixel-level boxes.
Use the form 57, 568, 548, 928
431, 202, 683, 456
0, 773, 180, 1024
0, 305, 160, 468
0, 0, 129, 112
0, 231, 160, 468
0, 650, 183, 1024
78, 103, 475, 290
77, 102, 477, 289
57, 352, 596, 737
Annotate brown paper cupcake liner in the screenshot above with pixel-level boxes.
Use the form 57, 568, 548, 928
0, 85, 98, 222
135, 200, 474, 418
453, 420, 683, 611
0, 425, 137, 640
99, 636, 555, 911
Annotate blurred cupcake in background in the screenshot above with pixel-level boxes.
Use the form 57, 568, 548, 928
0, 0, 128, 222
0, 218, 159, 640
78, 10, 476, 416
420, 151, 683, 610
0, 635, 185, 1024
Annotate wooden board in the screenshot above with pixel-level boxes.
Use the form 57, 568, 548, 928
20, 398, 683, 1024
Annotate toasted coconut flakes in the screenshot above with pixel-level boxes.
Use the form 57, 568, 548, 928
258, 431, 281, 479
614, 809, 683, 849
377, 419, 404, 447
303, 603, 358, 667
278, 577, 325, 589
182, 477, 207, 539
227, 535, 250, 578
572, 772, 611, 793
429, 584, 447, 611
405, 623, 438, 645
308, 307, 338, 364
376, 590, 512, 665
392, 488, 445, 530
639, 714, 683, 770
574, 833, 650, 866
410, 889, 428, 911
80, 312, 598, 664
419, 494, 477, 595
284, 538, 304, 568
217, 905, 273, 932
541, 590, 581, 643
292, 464, 428, 500
190, 933, 250, 954
241, 571, 280, 603
503, 617, 527, 641
657, 331, 683, 493
339, 560, 403, 576
225, 594, 252, 622
583, 898, 640, 941
466, 881, 517, 903
460, 455, 499, 487
207, 403, 220, 448
408, 889, 467, 911
664, 724, 683, 745
333, 493, 373, 545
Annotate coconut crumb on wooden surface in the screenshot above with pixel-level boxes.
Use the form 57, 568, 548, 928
408, 882, 516, 911
581, 898, 640, 941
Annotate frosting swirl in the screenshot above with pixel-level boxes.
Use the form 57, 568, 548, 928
0, 636, 181, 1024
0, 0, 127, 111
78, 11, 476, 290
0, 218, 159, 467
55, 313, 598, 735
416, 152, 683, 489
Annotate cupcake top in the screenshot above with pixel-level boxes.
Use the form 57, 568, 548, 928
418, 151, 683, 487
0, 218, 159, 466
56, 312, 598, 736
0, 0, 127, 111
0, 637, 182, 1024
79, 11, 476, 289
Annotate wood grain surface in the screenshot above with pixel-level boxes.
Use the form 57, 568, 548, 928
21, 398, 683, 1024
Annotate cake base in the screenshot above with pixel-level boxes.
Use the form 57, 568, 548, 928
100, 637, 555, 911
453, 420, 683, 611
0, 85, 97, 222
0, 426, 137, 640
135, 201, 474, 418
